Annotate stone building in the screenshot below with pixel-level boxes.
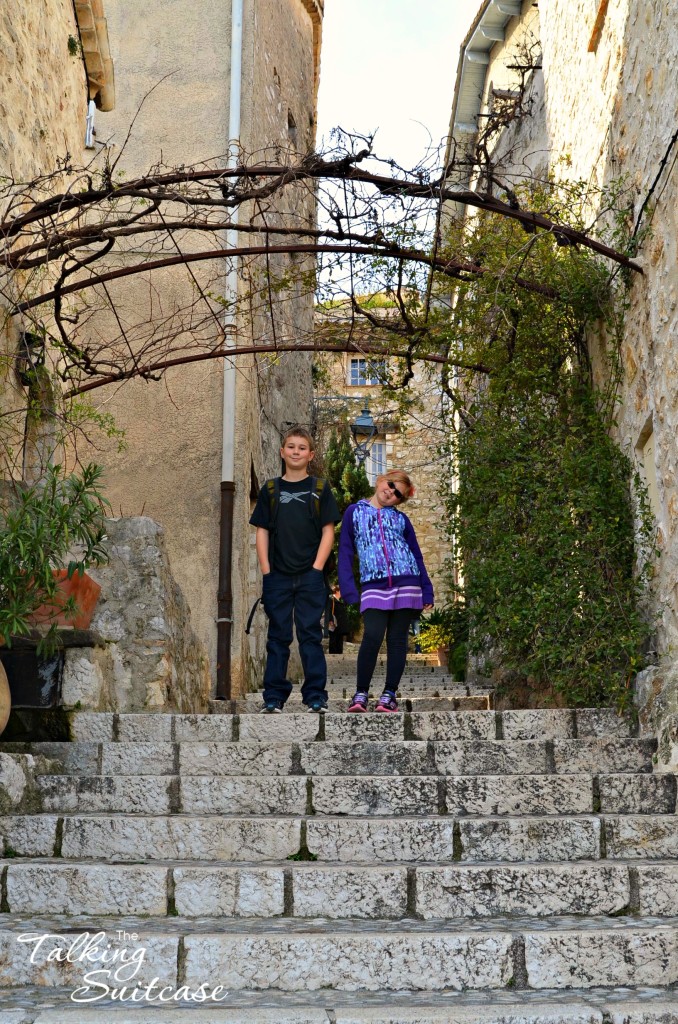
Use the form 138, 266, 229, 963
85, 0, 323, 701
313, 341, 450, 604
449, 0, 678, 759
0, 1, 324, 705
0, 0, 115, 447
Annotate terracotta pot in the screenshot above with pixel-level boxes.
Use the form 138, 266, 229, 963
435, 646, 448, 668
0, 660, 10, 736
28, 570, 101, 630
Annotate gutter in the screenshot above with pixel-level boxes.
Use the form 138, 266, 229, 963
216, 0, 244, 701
443, 0, 522, 182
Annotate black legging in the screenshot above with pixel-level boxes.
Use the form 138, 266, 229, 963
356, 607, 414, 693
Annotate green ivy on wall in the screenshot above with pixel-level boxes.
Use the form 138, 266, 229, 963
439, 179, 655, 709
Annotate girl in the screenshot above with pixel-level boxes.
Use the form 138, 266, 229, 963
337, 470, 434, 712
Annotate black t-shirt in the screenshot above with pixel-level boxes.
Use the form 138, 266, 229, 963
249, 477, 340, 575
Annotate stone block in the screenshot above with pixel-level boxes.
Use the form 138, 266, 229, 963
180, 741, 296, 776
335, 1010, 603, 1024
299, 741, 431, 777
311, 776, 439, 816
0, 754, 36, 814
502, 710, 575, 740
292, 866, 408, 918
116, 713, 174, 741
100, 742, 176, 776
598, 773, 677, 813
306, 817, 456, 863
576, 709, 633, 737
179, 776, 308, 814
29, 742, 100, 775
61, 650, 109, 711
445, 775, 593, 816
173, 866, 284, 917
238, 714, 319, 742
604, 815, 678, 858
637, 864, 678, 915
434, 741, 549, 776
553, 739, 655, 774
174, 714, 234, 741
6, 863, 168, 915
37, 775, 172, 814
415, 863, 629, 918
0, 815, 58, 857
525, 926, 678, 988
408, 711, 496, 742
32, 1013, 330, 1024
459, 816, 601, 862
60, 814, 301, 862
182, 931, 514, 991
324, 716, 404, 742
67, 712, 114, 742
0, 928, 178, 988
607, 1003, 678, 1024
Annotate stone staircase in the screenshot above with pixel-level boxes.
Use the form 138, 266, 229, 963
0, 661, 677, 1022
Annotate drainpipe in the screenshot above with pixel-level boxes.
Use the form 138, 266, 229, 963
216, 0, 244, 700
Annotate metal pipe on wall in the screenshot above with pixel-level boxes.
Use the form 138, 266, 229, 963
216, 0, 244, 700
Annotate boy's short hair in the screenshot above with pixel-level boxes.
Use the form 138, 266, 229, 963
281, 425, 315, 450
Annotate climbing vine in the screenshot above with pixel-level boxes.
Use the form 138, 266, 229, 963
439, 180, 655, 709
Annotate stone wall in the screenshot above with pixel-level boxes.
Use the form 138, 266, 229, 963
0, 1, 86, 180
462, 0, 678, 757
62, 516, 210, 711
0, 1, 88, 473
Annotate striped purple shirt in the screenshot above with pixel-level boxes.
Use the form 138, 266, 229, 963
359, 582, 424, 613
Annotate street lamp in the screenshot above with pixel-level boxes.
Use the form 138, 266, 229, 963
349, 403, 377, 466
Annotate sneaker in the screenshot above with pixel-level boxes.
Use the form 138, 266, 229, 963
259, 700, 284, 714
375, 691, 399, 713
347, 692, 368, 713
306, 700, 328, 713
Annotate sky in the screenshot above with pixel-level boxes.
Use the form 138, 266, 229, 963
316, 0, 473, 172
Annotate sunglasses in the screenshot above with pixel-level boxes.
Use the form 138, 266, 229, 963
387, 480, 404, 501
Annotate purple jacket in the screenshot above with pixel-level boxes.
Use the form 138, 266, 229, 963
338, 500, 434, 605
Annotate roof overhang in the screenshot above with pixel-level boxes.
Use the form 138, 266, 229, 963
74, 0, 115, 111
445, 0, 522, 173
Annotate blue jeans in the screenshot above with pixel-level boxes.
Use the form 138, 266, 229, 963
261, 568, 328, 705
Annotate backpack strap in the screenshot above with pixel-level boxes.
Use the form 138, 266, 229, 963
245, 596, 262, 635
267, 477, 279, 528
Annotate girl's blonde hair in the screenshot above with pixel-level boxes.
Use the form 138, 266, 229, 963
376, 469, 414, 503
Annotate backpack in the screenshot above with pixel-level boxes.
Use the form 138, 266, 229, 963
265, 475, 326, 540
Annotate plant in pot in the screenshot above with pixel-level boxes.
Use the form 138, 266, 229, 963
0, 462, 109, 651
419, 604, 468, 677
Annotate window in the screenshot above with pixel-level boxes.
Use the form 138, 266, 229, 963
348, 358, 386, 386
365, 440, 386, 485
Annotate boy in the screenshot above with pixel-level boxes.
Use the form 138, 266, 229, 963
250, 427, 340, 712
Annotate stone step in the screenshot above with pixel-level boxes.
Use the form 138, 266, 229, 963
5, 814, 678, 863
4, 859, 678, 919
0, 915, 676, 992
25, 771, 678, 816
22, 737, 655, 780
234, 695, 495, 712
62, 708, 634, 743
2, 992, 678, 1023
